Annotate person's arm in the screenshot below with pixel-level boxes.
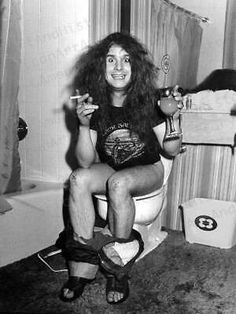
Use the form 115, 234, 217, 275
72, 92, 99, 168
75, 127, 98, 168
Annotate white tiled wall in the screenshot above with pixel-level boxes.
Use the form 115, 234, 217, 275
18, 0, 89, 182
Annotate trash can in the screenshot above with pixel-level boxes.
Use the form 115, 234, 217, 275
182, 198, 236, 249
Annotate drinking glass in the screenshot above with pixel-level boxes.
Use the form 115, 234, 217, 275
159, 87, 182, 141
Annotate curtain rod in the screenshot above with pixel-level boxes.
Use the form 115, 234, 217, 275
163, 0, 211, 24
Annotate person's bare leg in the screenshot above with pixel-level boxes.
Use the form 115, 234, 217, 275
62, 163, 114, 300
108, 162, 164, 236
105, 161, 164, 303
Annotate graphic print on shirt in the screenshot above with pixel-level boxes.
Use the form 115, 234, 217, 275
104, 123, 145, 166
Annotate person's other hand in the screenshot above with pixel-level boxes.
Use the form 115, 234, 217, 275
172, 85, 184, 109
172, 85, 183, 119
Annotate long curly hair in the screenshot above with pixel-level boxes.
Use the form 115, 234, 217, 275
73, 32, 160, 143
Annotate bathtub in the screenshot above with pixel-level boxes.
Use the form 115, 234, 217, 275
0, 179, 64, 267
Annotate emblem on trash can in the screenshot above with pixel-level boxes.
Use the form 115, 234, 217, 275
195, 215, 217, 231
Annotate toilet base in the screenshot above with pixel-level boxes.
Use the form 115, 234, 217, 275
134, 216, 168, 260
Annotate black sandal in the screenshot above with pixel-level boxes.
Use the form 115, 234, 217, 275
59, 276, 94, 302
106, 274, 130, 304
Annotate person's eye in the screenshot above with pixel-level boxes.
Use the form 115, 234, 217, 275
107, 57, 114, 63
124, 56, 130, 63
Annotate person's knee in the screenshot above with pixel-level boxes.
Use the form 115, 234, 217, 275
107, 173, 130, 198
69, 168, 91, 191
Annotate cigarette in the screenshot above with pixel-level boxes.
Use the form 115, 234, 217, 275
70, 95, 82, 100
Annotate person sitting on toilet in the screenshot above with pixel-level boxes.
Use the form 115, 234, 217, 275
60, 32, 183, 305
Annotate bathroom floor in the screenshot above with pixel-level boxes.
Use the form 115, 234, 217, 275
0, 229, 236, 314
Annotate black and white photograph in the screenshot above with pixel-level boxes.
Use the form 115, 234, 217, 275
0, 1, 236, 313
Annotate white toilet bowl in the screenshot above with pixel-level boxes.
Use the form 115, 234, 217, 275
94, 156, 173, 259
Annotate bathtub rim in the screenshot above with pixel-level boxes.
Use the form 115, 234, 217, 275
4, 179, 64, 198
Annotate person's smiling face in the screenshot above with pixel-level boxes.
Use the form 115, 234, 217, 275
105, 44, 131, 91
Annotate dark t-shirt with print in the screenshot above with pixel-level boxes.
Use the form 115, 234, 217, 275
90, 106, 165, 170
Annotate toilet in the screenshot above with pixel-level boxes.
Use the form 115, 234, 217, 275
94, 155, 173, 259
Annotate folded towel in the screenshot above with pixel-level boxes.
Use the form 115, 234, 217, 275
184, 89, 236, 112
0, 197, 13, 214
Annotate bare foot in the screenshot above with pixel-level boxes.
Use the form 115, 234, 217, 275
106, 274, 129, 304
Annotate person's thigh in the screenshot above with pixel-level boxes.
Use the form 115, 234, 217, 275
72, 163, 115, 194
112, 160, 164, 197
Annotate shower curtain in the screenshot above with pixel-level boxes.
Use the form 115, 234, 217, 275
0, 0, 22, 194
223, 0, 236, 68
89, 0, 121, 44
130, 0, 202, 89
